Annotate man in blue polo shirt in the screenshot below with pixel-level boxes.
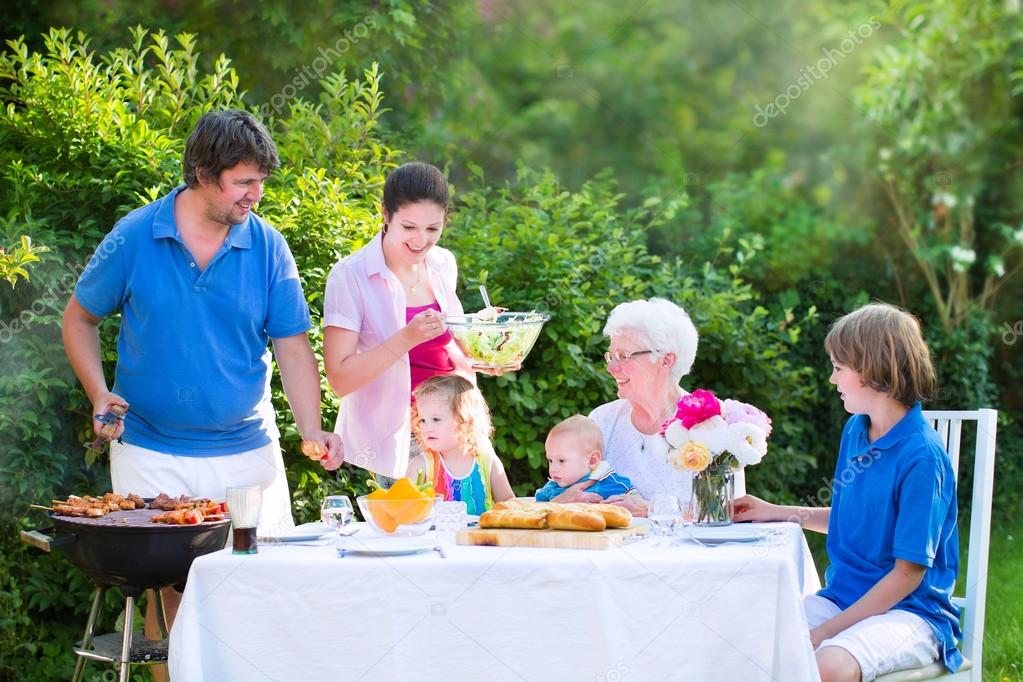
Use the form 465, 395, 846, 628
62, 109, 338, 532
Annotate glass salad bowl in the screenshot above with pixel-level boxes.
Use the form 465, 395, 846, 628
445, 311, 551, 370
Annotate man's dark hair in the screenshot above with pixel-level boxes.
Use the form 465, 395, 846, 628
182, 109, 280, 188
382, 162, 450, 217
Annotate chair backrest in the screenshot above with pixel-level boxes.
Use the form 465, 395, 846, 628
922, 409, 997, 681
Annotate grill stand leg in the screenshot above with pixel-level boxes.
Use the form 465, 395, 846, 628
72, 587, 105, 682
153, 588, 169, 638
119, 595, 134, 682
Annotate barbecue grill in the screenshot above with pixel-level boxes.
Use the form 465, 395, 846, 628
22, 506, 230, 682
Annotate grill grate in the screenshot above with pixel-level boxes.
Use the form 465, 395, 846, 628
52, 508, 228, 528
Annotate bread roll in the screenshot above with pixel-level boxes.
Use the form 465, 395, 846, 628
479, 509, 549, 529
546, 508, 606, 532
588, 503, 632, 528
494, 499, 555, 513
484, 500, 628, 531
492, 499, 525, 511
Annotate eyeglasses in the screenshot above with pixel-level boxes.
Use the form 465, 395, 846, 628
603, 350, 658, 364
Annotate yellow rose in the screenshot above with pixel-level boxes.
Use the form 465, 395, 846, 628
673, 442, 711, 472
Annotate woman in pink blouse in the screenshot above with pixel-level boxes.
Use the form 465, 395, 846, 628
317, 162, 499, 479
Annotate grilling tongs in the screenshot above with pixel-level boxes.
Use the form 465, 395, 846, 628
84, 403, 128, 453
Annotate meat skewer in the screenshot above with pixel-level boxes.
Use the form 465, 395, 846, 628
45, 491, 227, 523
48, 491, 147, 517
151, 508, 205, 525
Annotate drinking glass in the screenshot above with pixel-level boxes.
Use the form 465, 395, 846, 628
227, 485, 262, 555
434, 500, 468, 544
320, 495, 354, 531
648, 494, 682, 546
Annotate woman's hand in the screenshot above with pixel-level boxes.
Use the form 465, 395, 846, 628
732, 494, 782, 523
605, 492, 649, 517
476, 362, 522, 377
552, 480, 602, 503
401, 309, 448, 348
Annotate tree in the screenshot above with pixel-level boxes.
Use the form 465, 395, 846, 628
857, 0, 1023, 332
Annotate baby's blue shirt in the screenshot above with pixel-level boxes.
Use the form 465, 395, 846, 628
535, 462, 634, 501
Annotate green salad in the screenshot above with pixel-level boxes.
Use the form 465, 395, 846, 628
447, 312, 550, 369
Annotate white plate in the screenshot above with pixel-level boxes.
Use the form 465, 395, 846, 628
677, 524, 779, 545
339, 535, 435, 556
259, 521, 332, 543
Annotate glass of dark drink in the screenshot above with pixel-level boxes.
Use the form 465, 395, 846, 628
226, 485, 262, 555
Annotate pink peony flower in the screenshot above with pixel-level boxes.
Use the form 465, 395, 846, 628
721, 399, 772, 437
673, 389, 722, 428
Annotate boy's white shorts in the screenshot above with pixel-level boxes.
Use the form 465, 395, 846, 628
804, 593, 941, 681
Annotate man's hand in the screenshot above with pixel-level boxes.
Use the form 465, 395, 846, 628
92, 392, 129, 440
302, 430, 344, 471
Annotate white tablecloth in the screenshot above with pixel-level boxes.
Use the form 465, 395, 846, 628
170, 522, 821, 682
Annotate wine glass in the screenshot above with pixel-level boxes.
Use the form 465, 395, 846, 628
648, 494, 682, 546
320, 495, 354, 537
675, 493, 704, 546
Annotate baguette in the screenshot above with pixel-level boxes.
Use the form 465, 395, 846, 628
587, 503, 632, 529
479, 509, 549, 529
485, 500, 631, 531
494, 499, 556, 513
546, 508, 606, 532
538, 502, 633, 529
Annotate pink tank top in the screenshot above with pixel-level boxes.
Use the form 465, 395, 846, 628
407, 302, 455, 392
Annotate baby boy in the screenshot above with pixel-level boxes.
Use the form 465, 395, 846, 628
535, 415, 634, 502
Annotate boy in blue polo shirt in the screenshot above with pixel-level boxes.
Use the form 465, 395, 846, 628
733, 303, 961, 682
536, 415, 635, 502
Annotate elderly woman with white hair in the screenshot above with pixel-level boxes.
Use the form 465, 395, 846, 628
580, 298, 745, 516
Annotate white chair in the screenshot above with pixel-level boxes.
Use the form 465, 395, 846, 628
874, 409, 997, 682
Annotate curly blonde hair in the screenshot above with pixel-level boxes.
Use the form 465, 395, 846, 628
411, 375, 493, 454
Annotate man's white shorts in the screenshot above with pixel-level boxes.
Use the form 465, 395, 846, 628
110, 440, 295, 536
804, 594, 941, 681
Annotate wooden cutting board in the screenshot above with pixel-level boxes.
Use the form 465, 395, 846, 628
456, 524, 646, 550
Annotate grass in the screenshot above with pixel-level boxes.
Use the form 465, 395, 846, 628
806, 517, 1023, 681
981, 522, 1023, 681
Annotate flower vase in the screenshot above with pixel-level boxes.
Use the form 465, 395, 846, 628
691, 464, 734, 526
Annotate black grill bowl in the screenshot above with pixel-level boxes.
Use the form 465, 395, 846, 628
48, 514, 230, 591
